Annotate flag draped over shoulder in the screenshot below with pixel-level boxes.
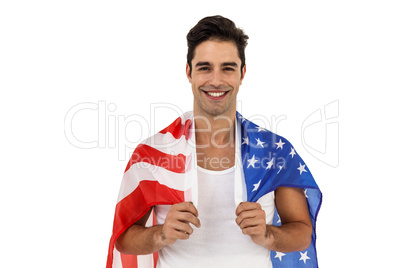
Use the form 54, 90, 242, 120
238, 113, 322, 267
106, 111, 322, 268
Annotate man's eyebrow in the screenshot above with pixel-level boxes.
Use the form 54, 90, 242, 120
222, 62, 238, 67
195, 61, 211, 67
194, 62, 238, 68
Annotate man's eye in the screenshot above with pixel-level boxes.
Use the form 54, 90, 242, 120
224, 67, 235, 71
199, 67, 209, 71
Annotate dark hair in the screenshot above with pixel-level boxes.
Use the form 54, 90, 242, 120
186, 15, 249, 76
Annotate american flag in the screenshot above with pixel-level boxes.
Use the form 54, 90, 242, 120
106, 111, 322, 268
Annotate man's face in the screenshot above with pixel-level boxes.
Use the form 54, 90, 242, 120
186, 40, 246, 118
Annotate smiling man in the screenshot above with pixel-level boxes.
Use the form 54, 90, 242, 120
188, 39, 243, 171
107, 15, 322, 268
189, 40, 243, 118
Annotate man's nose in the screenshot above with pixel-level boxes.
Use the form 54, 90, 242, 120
209, 69, 223, 87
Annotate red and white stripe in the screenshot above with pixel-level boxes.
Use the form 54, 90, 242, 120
107, 112, 196, 268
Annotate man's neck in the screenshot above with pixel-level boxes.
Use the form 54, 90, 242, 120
193, 110, 236, 149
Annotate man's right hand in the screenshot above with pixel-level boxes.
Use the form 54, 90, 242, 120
159, 202, 201, 246
116, 202, 200, 255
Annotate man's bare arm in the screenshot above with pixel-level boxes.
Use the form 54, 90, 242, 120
115, 202, 201, 255
235, 187, 312, 252
267, 186, 312, 252
115, 209, 162, 255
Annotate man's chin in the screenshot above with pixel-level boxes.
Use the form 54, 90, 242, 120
200, 105, 233, 118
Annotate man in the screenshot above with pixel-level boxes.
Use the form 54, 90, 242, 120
107, 15, 321, 268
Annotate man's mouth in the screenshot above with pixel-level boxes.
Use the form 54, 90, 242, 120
203, 90, 229, 99
206, 91, 226, 97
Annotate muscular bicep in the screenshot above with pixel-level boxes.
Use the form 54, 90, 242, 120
275, 187, 312, 228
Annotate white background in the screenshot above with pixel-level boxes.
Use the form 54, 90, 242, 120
1, 0, 401, 267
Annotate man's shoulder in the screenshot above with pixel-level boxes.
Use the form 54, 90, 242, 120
136, 111, 194, 153
238, 112, 294, 153
157, 111, 193, 140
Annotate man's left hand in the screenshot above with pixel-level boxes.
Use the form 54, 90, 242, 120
235, 202, 270, 247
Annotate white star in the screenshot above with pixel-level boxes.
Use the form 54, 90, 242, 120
297, 162, 307, 175
274, 251, 286, 261
304, 189, 309, 198
255, 138, 265, 148
277, 165, 283, 174
238, 115, 246, 123
242, 137, 249, 145
247, 155, 258, 168
275, 139, 285, 150
252, 179, 261, 192
256, 126, 266, 132
289, 148, 296, 158
299, 251, 310, 264
277, 214, 281, 224
266, 158, 274, 170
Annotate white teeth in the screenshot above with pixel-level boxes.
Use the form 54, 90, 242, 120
206, 92, 226, 97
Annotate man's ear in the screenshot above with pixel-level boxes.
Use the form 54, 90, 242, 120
186, 63, 192, 82
240, 64, 246, 85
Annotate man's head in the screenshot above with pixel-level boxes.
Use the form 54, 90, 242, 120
186, 16, 249, 118
186, 15, 249, 77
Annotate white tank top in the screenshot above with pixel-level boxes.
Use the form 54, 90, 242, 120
154, 165, 275, 268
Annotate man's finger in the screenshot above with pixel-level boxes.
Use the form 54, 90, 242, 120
177, 211, 201, 228
170, 202, 201, 228
174, 202, 199, 217
235, 201, 262, 216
